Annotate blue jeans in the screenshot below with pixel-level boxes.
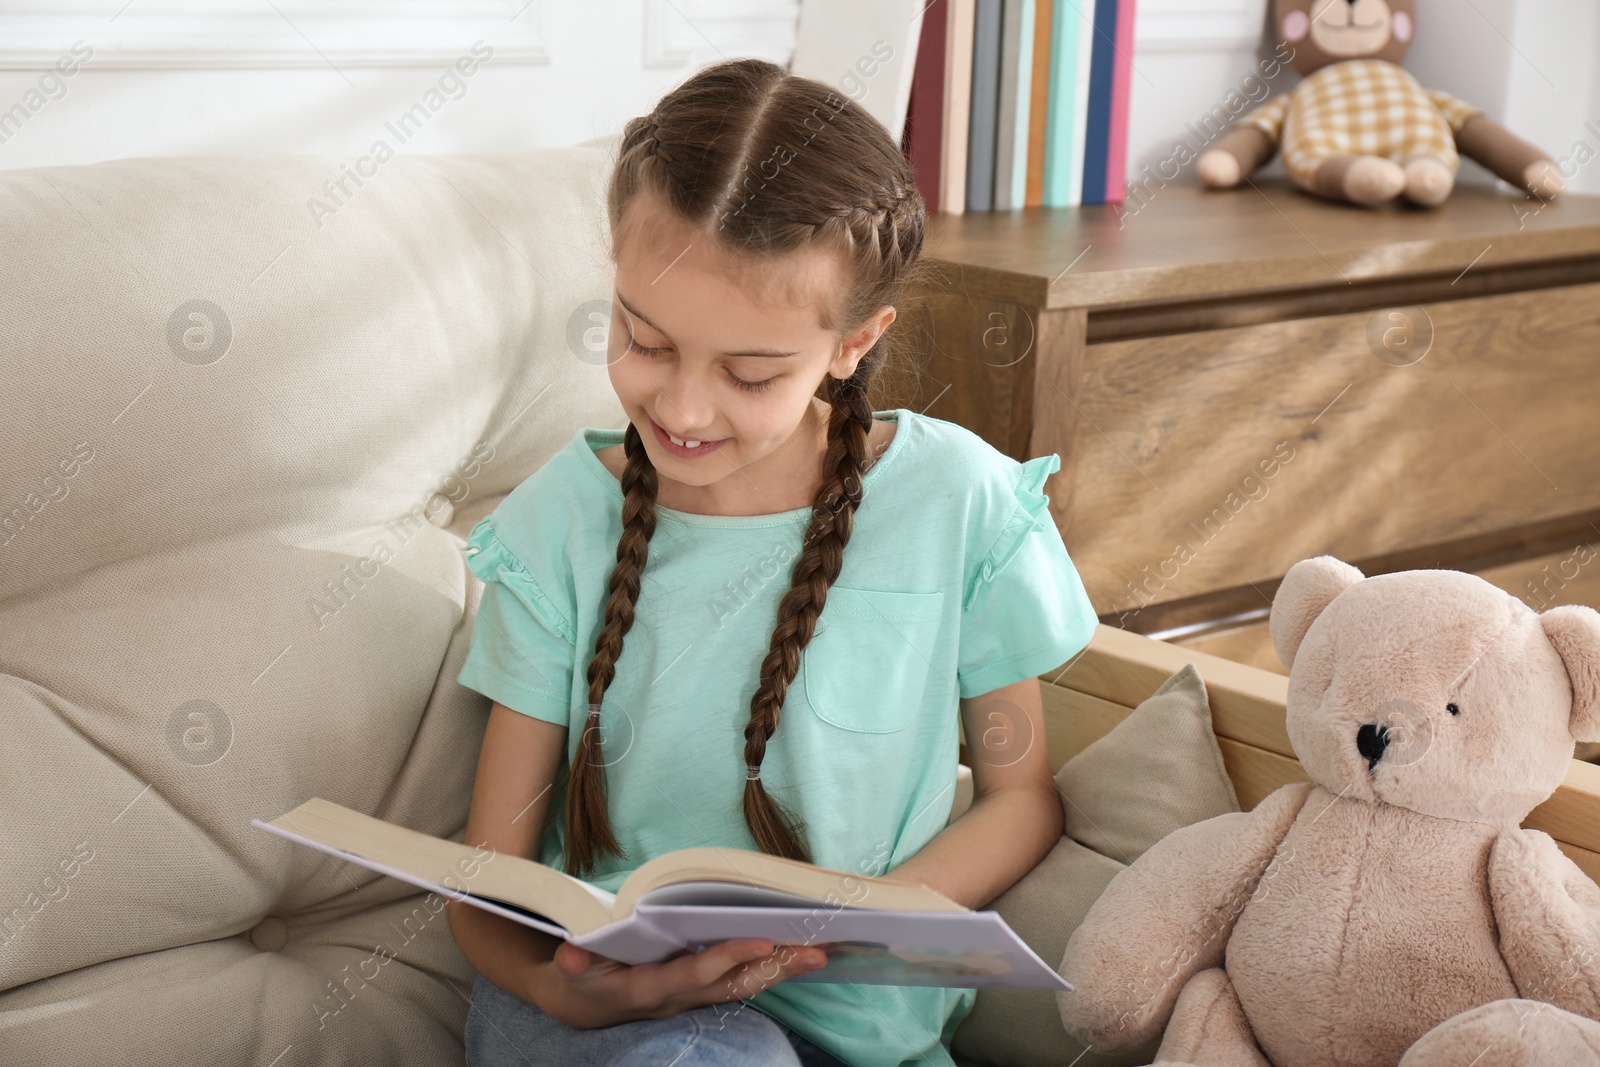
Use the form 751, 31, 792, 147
466, 973, 853, 1067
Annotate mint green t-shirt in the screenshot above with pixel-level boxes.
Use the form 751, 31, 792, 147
456, 407, 1098, 1067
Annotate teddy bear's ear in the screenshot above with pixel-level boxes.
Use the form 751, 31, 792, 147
1270, 555, 1365, 671
1540, 605, 1600, 743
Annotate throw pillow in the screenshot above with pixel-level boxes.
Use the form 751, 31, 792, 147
949, 663, 1240, 1067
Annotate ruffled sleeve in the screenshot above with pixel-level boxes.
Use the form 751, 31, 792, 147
457, 516, 578, 725
956, 454, 1099, 700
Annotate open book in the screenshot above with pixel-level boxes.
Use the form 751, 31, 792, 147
252, 797, 1071, 991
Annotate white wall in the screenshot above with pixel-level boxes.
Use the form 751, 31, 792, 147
3, 0, 1597, 198
1502, 0, 1600, 193
0, 0, 796, 170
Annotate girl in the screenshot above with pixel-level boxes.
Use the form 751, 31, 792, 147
448, 58, 1099, 1067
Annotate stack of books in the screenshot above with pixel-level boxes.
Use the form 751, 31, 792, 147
905, 0, 1137, 213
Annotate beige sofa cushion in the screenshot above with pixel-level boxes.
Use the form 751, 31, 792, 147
0, 147, 627, 1063
950, 663, 1241, 1067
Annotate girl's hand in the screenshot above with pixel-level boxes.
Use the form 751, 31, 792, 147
528, 937, 830, 1030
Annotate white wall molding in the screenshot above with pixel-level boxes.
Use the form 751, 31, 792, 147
642, 0, 796, 68
0, 1, 551, 69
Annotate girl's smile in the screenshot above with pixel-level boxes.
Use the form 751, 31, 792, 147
649, 415, 730, 458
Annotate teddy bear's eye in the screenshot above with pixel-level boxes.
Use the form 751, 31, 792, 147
1446, 702, 1460, 716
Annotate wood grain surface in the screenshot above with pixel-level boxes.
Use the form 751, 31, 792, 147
921, 181, 1600, 310
899, 182, 1600, 637
1068, 281, 1600, 619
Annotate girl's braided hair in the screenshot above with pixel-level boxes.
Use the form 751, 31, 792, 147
562, 58, 932, 878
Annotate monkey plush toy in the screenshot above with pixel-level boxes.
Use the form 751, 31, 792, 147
1197, 0, 1565, 207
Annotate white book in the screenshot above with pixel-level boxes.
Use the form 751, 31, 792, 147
1067, 0, 1096, 206
253, 797, 1073, 991
995, 0, 1036, 211
790, 0, 928, 141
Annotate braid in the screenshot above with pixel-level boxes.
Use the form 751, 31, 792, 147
566, 383, 877, 873
829, 181, 911, 226
580, 57, 932, 876
564, 420, 657, 877
740, 372, 875, 862
824, 180, 921, 280
641, 114, 671, 163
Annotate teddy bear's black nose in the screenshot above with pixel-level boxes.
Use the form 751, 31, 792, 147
1356, 724, 1389, 768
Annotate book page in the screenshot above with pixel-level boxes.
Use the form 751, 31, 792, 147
615, 847, 964, 918
639, 881, 849, 909
254, 798, 618, 936
629, 905, 1072, 990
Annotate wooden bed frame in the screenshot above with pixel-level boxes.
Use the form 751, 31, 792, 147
1035, 624, 1600, 882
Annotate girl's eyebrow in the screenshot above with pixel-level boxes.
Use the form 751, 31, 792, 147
616, 291, 801, 359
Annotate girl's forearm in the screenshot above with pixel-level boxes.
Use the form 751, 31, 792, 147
447, 898, 563, 1006
883, 785, 1064, 909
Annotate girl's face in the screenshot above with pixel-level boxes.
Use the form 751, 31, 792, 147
607, 187, 893, 507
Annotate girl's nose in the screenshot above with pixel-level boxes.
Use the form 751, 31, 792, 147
653, 388, 715, 438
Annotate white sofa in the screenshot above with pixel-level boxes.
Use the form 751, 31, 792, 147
0, 140, 636, 1064
0, 139, 992, 1066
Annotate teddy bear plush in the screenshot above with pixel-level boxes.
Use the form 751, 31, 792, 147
1196, 0, 1565, 208
1058, 555, 1600, 1066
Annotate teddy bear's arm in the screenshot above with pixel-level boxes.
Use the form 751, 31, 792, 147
1488, 827, 1600, 1016
1196, 95, 1287, 189
1057, 780, 1315, 1055
1236, 93, 1290, 147
1426, 86, 1566, 200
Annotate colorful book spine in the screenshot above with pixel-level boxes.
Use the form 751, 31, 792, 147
942, 0, 977, 215
1024, 0, 1052, 208
992, 0, 1033, 212
1066, 0, 1094, 205
905, 0, 949, 213
1104, 0, 1136, 203
966, 0, 1003, 212
1079, 0, 1116, 205
1013, 0, 1035, 208
1042, 0, 1081, 207
907, 0, 1133, 211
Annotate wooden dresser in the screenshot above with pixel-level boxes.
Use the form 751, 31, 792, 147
892, 179, 1600, 638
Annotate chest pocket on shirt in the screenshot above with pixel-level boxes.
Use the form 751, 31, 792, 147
799, 586, 946, 733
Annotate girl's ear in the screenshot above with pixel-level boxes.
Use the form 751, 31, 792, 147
832, 305, 896, 377
1270, 555, 1365, 671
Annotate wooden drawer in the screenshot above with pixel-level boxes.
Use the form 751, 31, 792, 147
1066, 281, 1600, 626
906, 184, 1600, 635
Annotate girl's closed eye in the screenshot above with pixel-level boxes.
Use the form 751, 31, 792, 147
623, 334, 777, 394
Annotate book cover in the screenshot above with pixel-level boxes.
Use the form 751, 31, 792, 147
993, 0, 1034, 211
1024, 0, 1052, 208
941, 0, 977, 214
1042, 0, 1082, 207
790, 0, 927, 142
1079, 0, 1118, 204
1103, 0, 1137, 203
905, 0, 949, 211
966, 0, 1002, 212
252, 797, 1074, 991
1066, 0, 1095, 205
